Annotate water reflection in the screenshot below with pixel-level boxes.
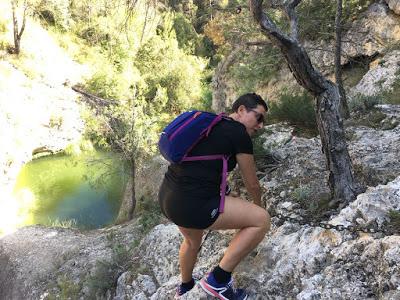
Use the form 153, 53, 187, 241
3, 151, 127, 234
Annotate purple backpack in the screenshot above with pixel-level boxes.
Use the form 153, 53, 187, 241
158, 110, 229, 212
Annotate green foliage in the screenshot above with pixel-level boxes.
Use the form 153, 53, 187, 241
57, 275, 81, 299
135, 31, 206, 112
32, 0, 71, 30
381, 73, 400, 105
292, 185, 312, 203
49, 218, 77, 228
252, 128, 269, 157
86, 243, 132, 297
297, 0, 374, 41
291, 184, 331, 220
136, 196, 162, 234
199, 83, 213, 111
173, 12, 199, 53
230, 46, 283, 94
388, 210, 400, 233
0, 18, 9, 51
348, 94, 382, 112
49, 114, 63, 129
269, 90, 317, 128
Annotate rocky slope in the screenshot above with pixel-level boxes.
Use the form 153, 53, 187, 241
1, 1, 400, 299
1, 104, 399, 299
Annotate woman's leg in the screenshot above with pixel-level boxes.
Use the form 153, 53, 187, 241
177, 227, 204, 282
207, 195, 270, 272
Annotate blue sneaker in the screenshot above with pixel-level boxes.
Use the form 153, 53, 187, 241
174, 279, 196, 299
199, 273, 248, 300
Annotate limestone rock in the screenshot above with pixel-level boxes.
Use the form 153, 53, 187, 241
261, 123, 295, 155
115, 174, 400, 299
307, 3, 400, 70
2, 106, 400, 300
386, 0, 400, 14
114, 272, 157, 300
347, 112, 400, 185
349, 50, 400, 97
0, 222, 140, 299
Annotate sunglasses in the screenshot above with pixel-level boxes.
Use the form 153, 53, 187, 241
247, 109, 265, 124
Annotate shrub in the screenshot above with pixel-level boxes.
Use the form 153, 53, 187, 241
269, 90, 317, 128
136, 196, 162, 234
230, 46, 283, 95
381, 73, 400, 105
297, 0, 374, 41
348, 94, 382, 112
86, 243, 131, 297
388, 210, 400, 233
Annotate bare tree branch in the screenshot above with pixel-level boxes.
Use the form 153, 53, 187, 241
285, 0, 302, 40
249, 0, 325, 94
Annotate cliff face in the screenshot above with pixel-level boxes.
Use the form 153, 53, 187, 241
0, 19, 87, 234
212, 1, 400, 109
0, 104, 399, 299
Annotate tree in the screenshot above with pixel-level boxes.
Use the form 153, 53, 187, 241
249, 0, 362, 205
11, 0, 28, 55
335, 0, 350, 119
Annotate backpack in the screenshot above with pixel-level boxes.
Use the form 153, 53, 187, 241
158, 110, 229, 213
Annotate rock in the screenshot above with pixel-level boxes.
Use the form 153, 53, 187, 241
347, 115, 400, 186
306, 3, 400, 70
0, 222, 141, 299
262, 124, 295, 155
114, 272, 156, 299
0, 58, 85, 235
2, 105, 400, 299
386, 0, 400, 14
260, 106, 400, 210
330, 176, 400, 228
349, 50, 400, 97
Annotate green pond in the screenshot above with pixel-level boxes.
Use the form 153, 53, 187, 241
11, 151, 127, 230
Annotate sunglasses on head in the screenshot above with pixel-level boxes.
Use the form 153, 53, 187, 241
247, 109, 265, 124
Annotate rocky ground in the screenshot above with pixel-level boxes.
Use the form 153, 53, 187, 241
1, 1, 400, 298
1, 104, 399, 300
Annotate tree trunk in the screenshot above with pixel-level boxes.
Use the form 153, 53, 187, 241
335, 0, 350, 118
249, 0, 361, 204
129, 157, 136, 219
115, 158, 136, 224
12, 1, 20, 55
316, 83, 358, 202
11, 0, 27, 55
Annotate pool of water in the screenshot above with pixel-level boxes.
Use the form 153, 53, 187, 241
10, 151, 128, 230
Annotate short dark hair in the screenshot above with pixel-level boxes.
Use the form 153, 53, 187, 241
231, 93, 268, 113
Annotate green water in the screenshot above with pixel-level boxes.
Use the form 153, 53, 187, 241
12, 151, 128, 230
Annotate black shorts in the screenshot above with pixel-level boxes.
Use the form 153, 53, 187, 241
158, 178, 221, 229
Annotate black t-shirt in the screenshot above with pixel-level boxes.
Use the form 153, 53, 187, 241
164, 117, 253, 198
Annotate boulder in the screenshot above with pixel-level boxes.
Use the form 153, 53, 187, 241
306, 3, 400, 71
349, 50, 400, 97
386, 0, 400, 14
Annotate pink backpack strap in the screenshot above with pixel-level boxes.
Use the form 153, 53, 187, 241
182, 154, 230, 213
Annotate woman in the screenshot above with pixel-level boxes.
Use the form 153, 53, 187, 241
158, 93, 271, 299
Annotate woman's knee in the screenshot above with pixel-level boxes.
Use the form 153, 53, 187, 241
254, 209, 271, 234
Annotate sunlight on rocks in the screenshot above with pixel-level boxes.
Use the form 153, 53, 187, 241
0, 189, 36, 236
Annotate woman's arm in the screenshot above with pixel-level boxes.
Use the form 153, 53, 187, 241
236, 153, 262, 207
